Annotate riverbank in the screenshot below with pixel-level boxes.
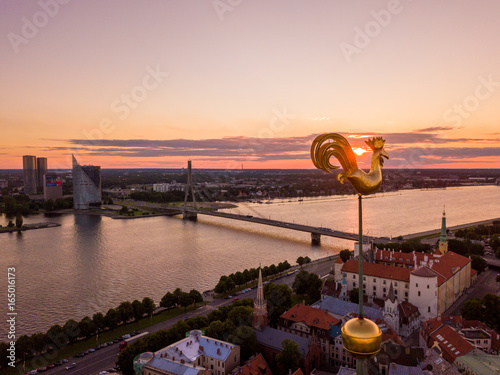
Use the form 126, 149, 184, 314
0, 222, 61, 234
402, 217, 500, 240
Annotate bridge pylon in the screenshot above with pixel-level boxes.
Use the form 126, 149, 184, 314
183, 160, 197, 221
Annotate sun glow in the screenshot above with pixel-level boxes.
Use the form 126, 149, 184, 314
353, 147, 367, 156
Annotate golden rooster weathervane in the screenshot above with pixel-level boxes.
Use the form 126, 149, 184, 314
311, 133, 389, 375
310, 133, 389, 196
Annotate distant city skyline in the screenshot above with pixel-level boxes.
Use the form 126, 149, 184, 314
1, 1, 500, 169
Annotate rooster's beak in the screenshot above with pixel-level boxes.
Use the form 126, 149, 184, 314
381, 150, 389, 159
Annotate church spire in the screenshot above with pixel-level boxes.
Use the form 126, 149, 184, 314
438, 208, 448, 254
256, 265, 264, 306
253, 264, 267, 331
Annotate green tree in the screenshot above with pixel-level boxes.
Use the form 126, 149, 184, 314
304, 256, 311, 264
206, 320, 226, 340
117, 301, 134, 324
15, 212, 23, 229
160, 292, 178, 309
228, 326, 257, 360
189, 289, 203, 307
46, 324, 64, 348
469, 243, 485, 256
63, 319, 80, 343
132, 300, 144, 321
4, 196, 17, 214
227, 306, 253, 327
117, 339, 148, 375
471, 255, 487, 274
490, 234, 500, 250
92, 312, 105, 332
276, 339, 301, 375
178, 292, 193, 312
104, 308, 120, 330
78, 316, 96, 339
448, 239, 469, 256
0, 342, 10, 369
339, 249, 352, 263
460, 298, 483, 321
296, 256, 305, 267
31, 332, 48, 354
119, 206, 129, 214
7, 220, 14, 228
349, 288, 360, 304
264, 283, 293, 325
292, 270, 322, 303
465, 231, 480, 241
482, 294, 500, 331
15, 335, 33, 361
142, 297, 156, 316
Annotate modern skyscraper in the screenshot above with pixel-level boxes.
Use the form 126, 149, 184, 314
72, 155, 102, 209
23, 155, 38, 194
37, 157, 48, 193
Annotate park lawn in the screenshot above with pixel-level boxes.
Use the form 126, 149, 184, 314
8, 302, 208, 374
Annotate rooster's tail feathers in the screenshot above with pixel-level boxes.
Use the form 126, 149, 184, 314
311, 133, 358, 174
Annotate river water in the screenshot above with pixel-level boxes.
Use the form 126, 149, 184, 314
0, 185, 499, 338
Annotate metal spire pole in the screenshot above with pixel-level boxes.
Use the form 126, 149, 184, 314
357, 194, 365, 375
358, 194, 363, 318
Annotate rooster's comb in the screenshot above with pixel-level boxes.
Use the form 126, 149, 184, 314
365, 137, 385, 150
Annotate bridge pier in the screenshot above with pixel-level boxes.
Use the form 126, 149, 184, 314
183, 211, 197, 221
311, 233, 321, 246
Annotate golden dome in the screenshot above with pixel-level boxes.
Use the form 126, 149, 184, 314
341, 317, 382, 359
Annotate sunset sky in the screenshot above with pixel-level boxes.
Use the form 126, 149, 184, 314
1, 0, 499, 169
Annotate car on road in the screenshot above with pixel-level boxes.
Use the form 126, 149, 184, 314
122, 333, 131, 339
232, 297, 238, 302
65, 362, 76, 370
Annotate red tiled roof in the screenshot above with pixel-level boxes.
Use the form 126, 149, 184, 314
291, 369, 304, 375
370, 250, 471, 286
398, 301, 419, 319
234, 354, 272, 375
430, 325, 474, 362
342, 260, 411, 282
281, 304, 340, 331
335, 257, 344, 264
411, 266, 437, 278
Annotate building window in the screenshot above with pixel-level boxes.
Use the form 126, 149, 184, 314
427, 285, 430, 289
373, 278, 376, 282
353, 282, 356, 287
428, 306, 431, 312
418, 291, 421, 297
395, 290, 398, 295
395, 282, 398, 286
405, 292, 408, 297
373, 286, 376, 290
353, 275, 355, 279
383, 288, 386, 293
383, 280, 386, 285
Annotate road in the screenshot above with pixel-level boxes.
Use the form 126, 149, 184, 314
39, 257, 337, 375
444, 268, 500, 316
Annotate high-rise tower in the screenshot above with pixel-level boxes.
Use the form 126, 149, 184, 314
438, 208, 448, 255
253, 266, 268, 331
72, 155, 102, 209
23, 155, 38, 194
37, 157, 48, 193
